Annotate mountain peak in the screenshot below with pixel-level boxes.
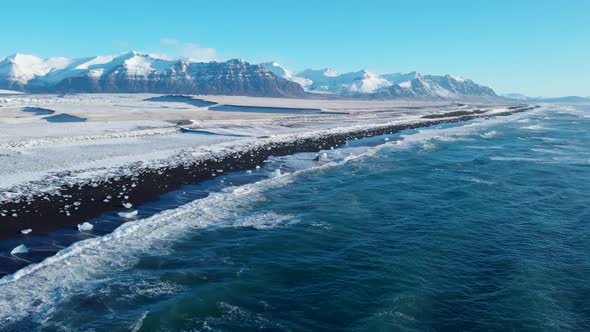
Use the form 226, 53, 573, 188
4, 53, 43, 64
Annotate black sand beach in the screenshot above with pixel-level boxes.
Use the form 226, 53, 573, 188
0, 105, 536, 242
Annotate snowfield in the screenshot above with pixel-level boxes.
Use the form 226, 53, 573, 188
0, 93, 516, 203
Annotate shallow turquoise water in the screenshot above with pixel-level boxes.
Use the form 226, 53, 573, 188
1, 104, 589, 331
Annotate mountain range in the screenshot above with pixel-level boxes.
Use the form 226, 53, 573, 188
261, 62, 496, 99
502, 94, 590, 103
0, 52, 497, 99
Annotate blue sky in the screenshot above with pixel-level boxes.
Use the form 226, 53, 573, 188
2, 0, 588, 96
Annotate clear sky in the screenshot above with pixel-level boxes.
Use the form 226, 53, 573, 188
2, 0, 588, 97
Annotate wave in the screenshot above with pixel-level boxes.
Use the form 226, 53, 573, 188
521, 124, 549, 131
489, 156, 542, 162
464, 177, 496, 185
480, 131, 498, 138
0, 109, 535, 327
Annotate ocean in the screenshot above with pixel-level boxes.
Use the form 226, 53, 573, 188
1, 104, 589, 330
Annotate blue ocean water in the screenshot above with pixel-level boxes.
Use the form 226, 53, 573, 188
1, 104, 589, 331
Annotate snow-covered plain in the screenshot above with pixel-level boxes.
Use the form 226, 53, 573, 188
0, 93, 515, 203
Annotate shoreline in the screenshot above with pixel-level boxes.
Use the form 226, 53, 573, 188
0, 105, 536, 241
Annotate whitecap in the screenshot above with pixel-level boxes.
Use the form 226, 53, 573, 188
521, 124, 549, 131
234, 211, 295, 230
465, 177, 495, 185
489, 156, 541, 162
480, 131, 498, 138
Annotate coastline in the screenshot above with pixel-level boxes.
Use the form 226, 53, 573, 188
0, 104, 536, 242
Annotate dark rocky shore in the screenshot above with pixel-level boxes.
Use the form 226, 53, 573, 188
0, 105, 537, 241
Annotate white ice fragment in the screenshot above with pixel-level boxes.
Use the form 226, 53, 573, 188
11, 244, 29, 255
118, 210, 138, 219
384, 137, 389, 141
21, 229, 32, 235
246, 170, 252, 174
315, 152, 329, 161
269, 169, 282, 178
73, 201, 81, 206
77, 222, 94, 232
123, 202, 133, 209
12, 213, 18, 217
255, 165, 261, 169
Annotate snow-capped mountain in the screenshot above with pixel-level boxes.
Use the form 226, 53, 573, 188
262, 63, 392, 94
265, 63, 496, 99
260, 62, 313, 90
0, 53, 73, 90
0, 52, 497, 99
382, 73, 496, 99
0, 52, 305, 97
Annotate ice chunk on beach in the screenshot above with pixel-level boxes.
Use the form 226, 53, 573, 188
11, 244, 29, 255
269, 169, 282, 178
77, 222, 94, 232
20, 228, 32, 235
118, 210, 138, 219
123, 202, 133, 209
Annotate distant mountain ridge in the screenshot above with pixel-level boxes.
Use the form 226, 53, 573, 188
262, 62, 497, 99
502, 93, 590, 103
1, 51, 496, 99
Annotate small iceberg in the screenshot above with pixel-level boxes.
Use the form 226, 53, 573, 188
123, 202, 133, 209
11, 244, 29, 255
77, 222, 94, 232
314, 152, 328, 161
118, 210, 138, 219
20, 229, 32, 235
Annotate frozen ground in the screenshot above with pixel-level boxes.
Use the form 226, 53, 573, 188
0, 93, 515, 202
